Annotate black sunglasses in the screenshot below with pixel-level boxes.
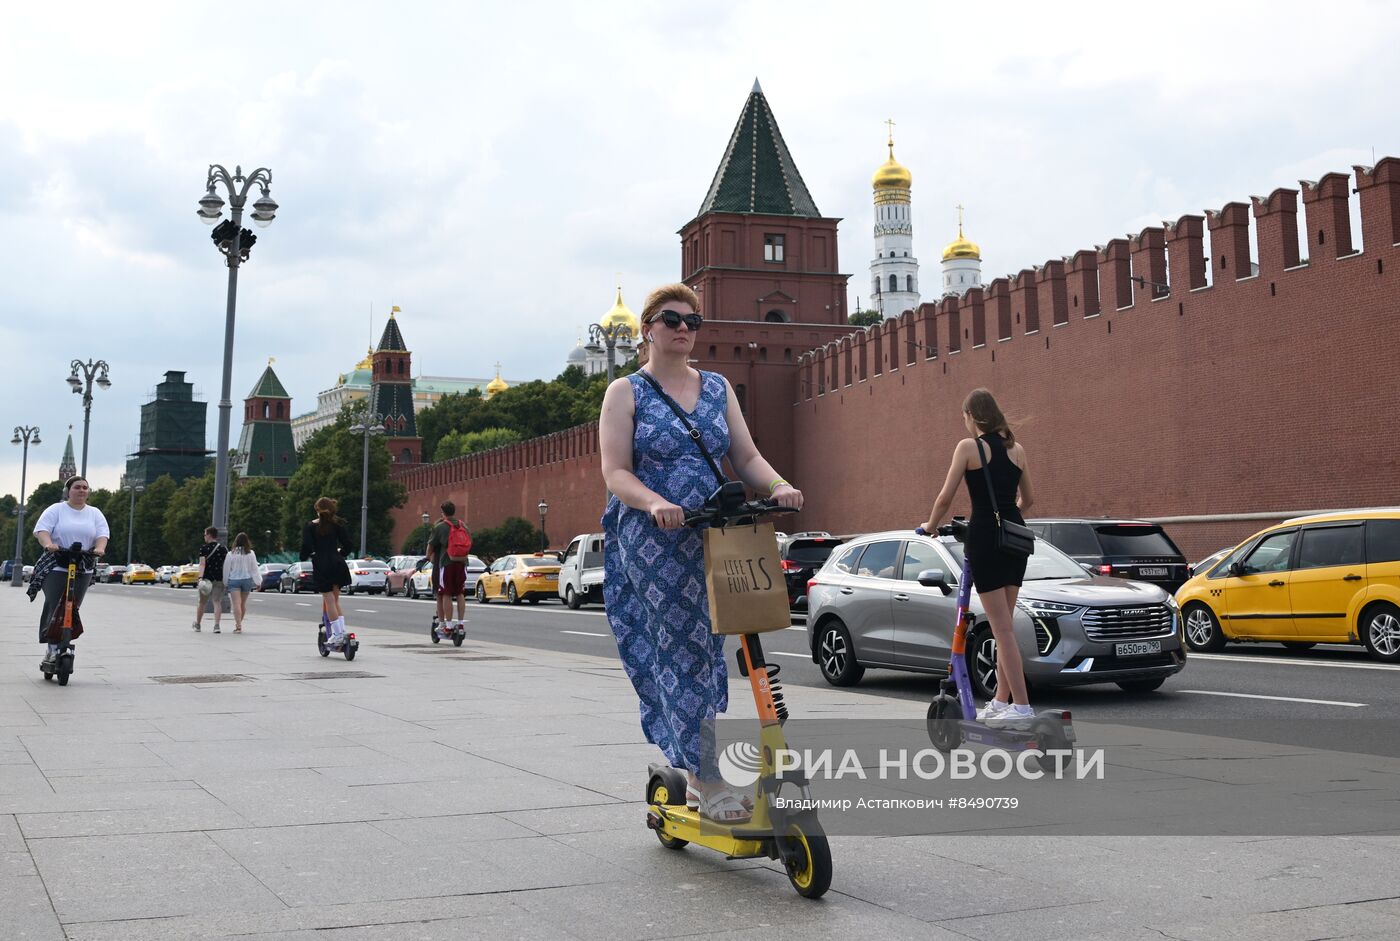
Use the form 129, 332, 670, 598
653, 309, 703, 331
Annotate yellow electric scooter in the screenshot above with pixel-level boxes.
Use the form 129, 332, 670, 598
644, 495, 832, 899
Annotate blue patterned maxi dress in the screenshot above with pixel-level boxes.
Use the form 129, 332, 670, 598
603, 370, 731, 776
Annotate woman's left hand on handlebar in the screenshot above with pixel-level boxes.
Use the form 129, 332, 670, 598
771, 483, 803, 511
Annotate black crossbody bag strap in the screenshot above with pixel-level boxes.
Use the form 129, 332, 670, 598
636, 371, 728, 487
976, 435, 1003, 527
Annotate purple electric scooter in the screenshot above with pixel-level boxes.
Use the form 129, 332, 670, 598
921, 518, 1076, 771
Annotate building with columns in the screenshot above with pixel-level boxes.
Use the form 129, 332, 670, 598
869, 126, 920, 317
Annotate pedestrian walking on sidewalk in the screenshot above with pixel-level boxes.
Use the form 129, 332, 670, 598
427, 501, 470, 640
920, 388, 1039, 729
301, 497, 352, 643
193, 526, 228, 633
224, 532, 259, 633
599, 283, 803, 824
30, 476, 109, 668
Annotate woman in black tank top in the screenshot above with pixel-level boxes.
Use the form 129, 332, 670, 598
919, 389, 1040, 728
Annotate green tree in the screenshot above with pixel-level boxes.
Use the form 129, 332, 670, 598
88, 488, 130, 563
400, 522, 433, 556
417, 389, 486, 462
471, 517, 543, 560
230, 478, 287, 554
23, 480, 64, 561
436, 427, 524, 460
282, 407, 407, 556
555, 364, 591, 391
163, 468, 216, 562
132, 475, 177, 565
849, 309, 883, 327
0, 493, 17, 568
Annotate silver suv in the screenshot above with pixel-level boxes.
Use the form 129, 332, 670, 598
806, 530, 1186, 697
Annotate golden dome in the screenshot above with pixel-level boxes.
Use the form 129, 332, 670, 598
600, 286, 640, 336
872, 139, 912, 190
485, 366, 508, 397
355, 346, 374, 371
942, 210, 981, 261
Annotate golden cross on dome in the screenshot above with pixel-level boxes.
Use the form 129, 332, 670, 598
884, 118, 896, 156
956, 203, 965, 235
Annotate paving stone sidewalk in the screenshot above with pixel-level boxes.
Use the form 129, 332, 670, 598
2, 588, 1397, 940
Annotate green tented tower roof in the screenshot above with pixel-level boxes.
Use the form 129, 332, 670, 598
697, 79, 821, 219
247, 363, 290, 399
377, 313, 407, 352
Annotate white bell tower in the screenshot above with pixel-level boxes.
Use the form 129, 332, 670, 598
869, 120, 920, 318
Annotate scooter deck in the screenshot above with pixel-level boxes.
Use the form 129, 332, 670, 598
956, 715, 1076, 749
648, 803, 769, 858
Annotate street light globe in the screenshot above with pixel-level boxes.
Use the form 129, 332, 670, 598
66, 374, 81, 391
251, 194, 278, 228
9, 434, 19, 445
538, 500, 549, 516
96, 374, 112, 390
198, 191, 225, 224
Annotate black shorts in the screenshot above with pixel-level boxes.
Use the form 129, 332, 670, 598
312, 559, 351, 593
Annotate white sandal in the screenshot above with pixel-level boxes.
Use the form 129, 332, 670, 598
696, 789, 751, 823
687, 784, 753, 812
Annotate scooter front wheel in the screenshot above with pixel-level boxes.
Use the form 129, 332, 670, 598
317, 628, 330, 657
926, 695, 963, 751
780, 817, 832, 898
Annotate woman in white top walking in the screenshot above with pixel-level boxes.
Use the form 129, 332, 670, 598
224, 532, 260, 633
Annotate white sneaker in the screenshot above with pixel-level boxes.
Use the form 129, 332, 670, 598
976, 699, 1011, 722
986, 704, 1036, 730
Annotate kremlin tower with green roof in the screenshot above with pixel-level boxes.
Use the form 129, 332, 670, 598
234, 360, 298, 484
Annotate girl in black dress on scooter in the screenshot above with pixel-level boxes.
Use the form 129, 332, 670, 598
921, 389, 1038, 729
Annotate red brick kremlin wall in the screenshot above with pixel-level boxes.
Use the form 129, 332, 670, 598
792, 160, 1400, 559
392, 158, 1400, 560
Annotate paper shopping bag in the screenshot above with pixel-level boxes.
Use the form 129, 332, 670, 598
702, 522, 790, 635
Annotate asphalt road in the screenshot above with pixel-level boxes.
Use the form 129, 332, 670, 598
96, 580, 1400, 730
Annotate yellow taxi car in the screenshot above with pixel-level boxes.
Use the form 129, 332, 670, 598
475, 553, 561, 605
122, 563, 157, 585
170, 563, 202, 588
1176, 509, 1400, 662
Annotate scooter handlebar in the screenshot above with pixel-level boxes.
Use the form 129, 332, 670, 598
936, 517, 970, 541
683, 498, 797, 528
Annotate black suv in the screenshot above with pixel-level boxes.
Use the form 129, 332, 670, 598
1026, 519, 1189, 593
780, 533, 845, 609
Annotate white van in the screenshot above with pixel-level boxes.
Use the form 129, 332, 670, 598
558, 533, 605, 609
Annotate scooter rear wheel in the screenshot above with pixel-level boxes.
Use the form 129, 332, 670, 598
780, 818, 832, 898
452, 632, 465, 648
647, 771, 689, 850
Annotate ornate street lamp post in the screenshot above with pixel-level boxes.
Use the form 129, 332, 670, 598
65, 360, 110, 477
196, 163, 278, 539
348, 412, 386, 558
586, 322, 633, 382
10, 425, 40, 588
537, 499, 549, 553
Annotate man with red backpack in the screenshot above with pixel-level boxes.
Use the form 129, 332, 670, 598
427, 500, 471, 640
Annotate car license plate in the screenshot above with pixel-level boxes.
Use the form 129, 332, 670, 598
1116, 640, 1162, 657
1138, 567, 1169, 578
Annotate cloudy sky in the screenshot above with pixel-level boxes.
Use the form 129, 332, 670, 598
3, 0, 1397, 497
